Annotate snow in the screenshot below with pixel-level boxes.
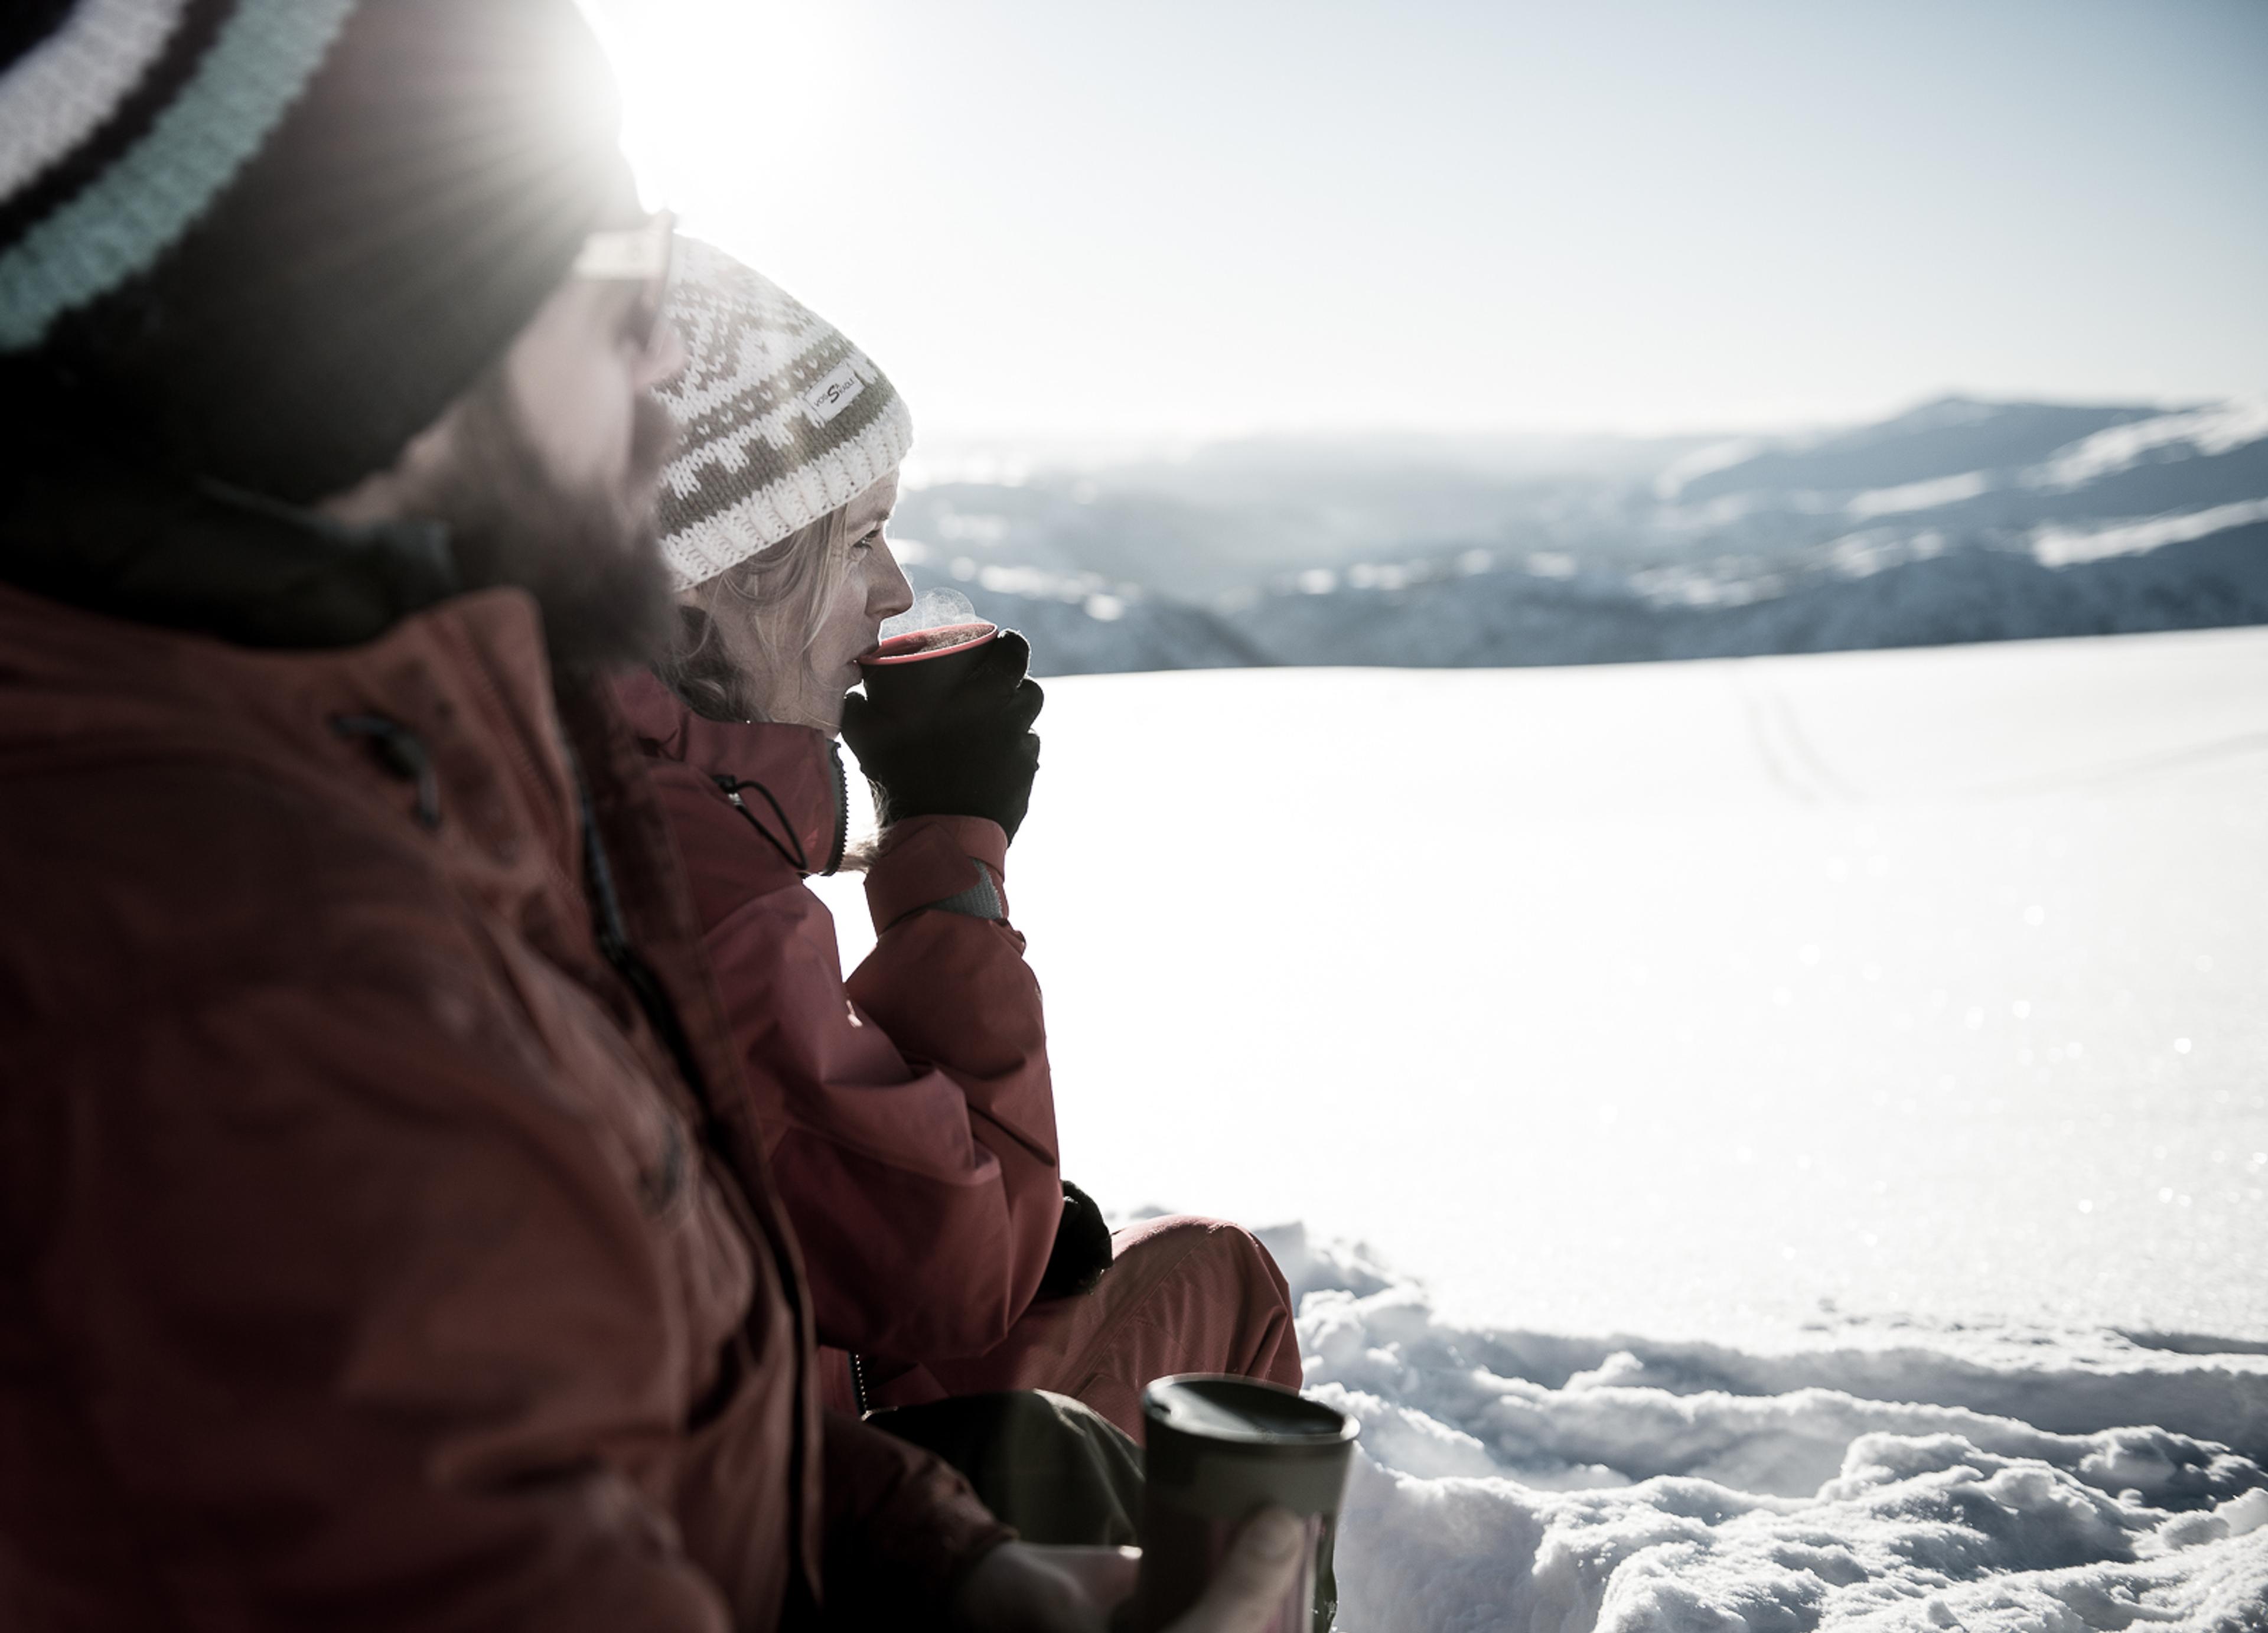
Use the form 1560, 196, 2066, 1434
2031, 501, 2268, 567
2029, 400, 2268, 491
1262, 1224, 2268, 1629
1845, 471, 1992, 519
812, 627, 2268, 1627
1260, 1217, 2268, 1628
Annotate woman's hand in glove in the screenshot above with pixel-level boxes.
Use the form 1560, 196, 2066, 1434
841, 630, 1044, 841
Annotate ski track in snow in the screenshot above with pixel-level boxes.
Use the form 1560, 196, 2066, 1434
1254, 1224, 2268, 1631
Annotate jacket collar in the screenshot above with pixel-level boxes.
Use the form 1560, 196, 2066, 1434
611, 669, 846, 877
0, 448, 458, 650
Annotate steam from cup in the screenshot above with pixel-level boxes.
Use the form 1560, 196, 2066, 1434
862, 586, 1001, 671
882, 586, 981, 642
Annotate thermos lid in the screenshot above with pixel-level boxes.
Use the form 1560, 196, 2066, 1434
1143, 1377, 1357, 1448
1141, 1377, 1357, 1519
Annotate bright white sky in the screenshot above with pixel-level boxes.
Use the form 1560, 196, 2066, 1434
581, 0, 2268, 442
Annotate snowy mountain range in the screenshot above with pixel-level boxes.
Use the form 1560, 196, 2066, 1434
888, 397, 2268, 674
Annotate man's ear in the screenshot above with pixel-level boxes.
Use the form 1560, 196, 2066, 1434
316, 406, 464, 527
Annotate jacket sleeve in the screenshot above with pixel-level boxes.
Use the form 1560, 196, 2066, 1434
819, 1409, 1015, 1617
693, 805, 1061, 1363
11, 977, 739, 1633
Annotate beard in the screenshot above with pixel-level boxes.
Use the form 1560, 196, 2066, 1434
425, 366, 678, 682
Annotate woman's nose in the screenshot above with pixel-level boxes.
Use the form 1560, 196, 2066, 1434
872, 542, 915, 620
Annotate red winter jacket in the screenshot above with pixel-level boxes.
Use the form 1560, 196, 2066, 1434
614, 671, 1063, 1369
0, 579, 1009, 1631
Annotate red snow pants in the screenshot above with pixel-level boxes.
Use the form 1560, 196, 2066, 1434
825, 1215, 1305, 1440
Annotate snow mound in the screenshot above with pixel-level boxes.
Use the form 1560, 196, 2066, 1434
1254, 1225, 2268, 1632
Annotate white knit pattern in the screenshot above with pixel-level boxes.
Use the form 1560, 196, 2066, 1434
0, 0, 191, 198
660, 396, 914, 588
655, 237, 914, 591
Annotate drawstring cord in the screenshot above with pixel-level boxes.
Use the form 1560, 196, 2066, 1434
711, 753, 850, 881
712, 773, 813, 874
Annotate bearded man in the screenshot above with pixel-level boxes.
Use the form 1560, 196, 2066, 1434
0, 3, 1298, 1628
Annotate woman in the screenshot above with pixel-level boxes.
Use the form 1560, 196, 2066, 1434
614, 239, 1301, 1440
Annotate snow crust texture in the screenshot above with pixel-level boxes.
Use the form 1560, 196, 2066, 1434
1262, 1227, 2268, 1632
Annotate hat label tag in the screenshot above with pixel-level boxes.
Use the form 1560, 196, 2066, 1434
801, 361, 866, 425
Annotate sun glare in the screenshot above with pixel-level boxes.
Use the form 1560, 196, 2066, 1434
578, 0, 865, 245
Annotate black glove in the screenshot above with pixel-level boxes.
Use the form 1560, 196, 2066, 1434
840, 630, 1044, 841
1036, 1180, 1113, 1300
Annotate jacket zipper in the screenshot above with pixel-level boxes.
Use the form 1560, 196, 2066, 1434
822, 741, 848, 878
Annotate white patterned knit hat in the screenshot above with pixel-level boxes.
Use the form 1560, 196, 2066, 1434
654, 237, 914, 590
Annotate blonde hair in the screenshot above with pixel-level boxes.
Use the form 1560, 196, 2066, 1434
659, 504, 856, 722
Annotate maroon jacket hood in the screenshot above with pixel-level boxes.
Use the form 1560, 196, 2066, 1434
613, 668, 848, 878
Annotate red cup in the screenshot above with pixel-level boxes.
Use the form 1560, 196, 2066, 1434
862, 621, 999, 666
856, 621, 1002, 715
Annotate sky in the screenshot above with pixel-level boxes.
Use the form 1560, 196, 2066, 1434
581, 0, 2268, 443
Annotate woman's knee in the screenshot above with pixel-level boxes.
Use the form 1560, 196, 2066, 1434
1111, 1215, 1294, 1315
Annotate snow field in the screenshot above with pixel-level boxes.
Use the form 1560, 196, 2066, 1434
824, 627, 2268, 1343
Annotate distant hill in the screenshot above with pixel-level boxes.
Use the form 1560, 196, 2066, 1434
1664, 399, 2162, 503
888, 397, 2268, 674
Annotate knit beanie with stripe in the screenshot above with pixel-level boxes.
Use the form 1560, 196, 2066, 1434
0, 0, 624, 504
656, 237, 914, 591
